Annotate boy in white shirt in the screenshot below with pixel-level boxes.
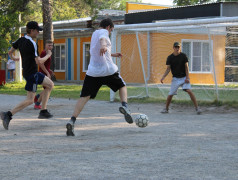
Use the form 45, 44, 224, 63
66, 18, 133, 136
7, 59, 15, 81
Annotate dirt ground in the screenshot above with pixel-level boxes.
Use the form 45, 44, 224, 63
0, 94, 237, 180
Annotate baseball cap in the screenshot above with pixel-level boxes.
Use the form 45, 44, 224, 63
173, 42, 181, 47
26, 21, 43, 31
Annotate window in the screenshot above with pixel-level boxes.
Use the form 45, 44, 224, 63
54, 44, 66, 71
182, 40, 211, 73
83, 43, 90, 72
225, 48, 238, 82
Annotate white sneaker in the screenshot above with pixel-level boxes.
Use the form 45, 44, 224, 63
161, 108, 169, 114
196, 108, 202, 115
119, 106, 133, 124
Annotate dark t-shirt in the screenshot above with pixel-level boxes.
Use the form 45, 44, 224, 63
39, 50, 52, 75
166, 52, 188, 78
12, 35, 38, 78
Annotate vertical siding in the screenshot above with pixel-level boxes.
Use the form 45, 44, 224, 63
71, 38, 74, 80
120, 33, 148, 83
67, 38, 71, 80
77, 38, 81, 81
74, 38, 78, 80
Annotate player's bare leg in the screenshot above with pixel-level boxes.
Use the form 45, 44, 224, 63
66, 96, 90, 136
40, 76, 54, 110
34, 91, 44, 109
119, 86, 127, 103
186, 89, 201, 114
1, 91, 35, 130
11, 92, 35, 115
166, 95, 173, 111
38, 76, 54, 119
161, 95, 173, 113
119, 86, 133, 124
72, 96, 90, 118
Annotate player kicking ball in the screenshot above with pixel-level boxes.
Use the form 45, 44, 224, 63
1, 21, 54, 130
66, 18, 133, 136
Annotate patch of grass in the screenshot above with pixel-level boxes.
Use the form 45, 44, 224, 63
1, 81, 238, 107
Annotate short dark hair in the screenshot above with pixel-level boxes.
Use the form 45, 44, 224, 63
99, 18, 114, 29
45, 40, 53, 45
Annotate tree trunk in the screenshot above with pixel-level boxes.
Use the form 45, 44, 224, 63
42, 0, 56, 78
42, 0, 54, 44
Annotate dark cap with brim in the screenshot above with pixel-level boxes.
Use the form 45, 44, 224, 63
173, 42, 181, 47
26, 21, 43, 31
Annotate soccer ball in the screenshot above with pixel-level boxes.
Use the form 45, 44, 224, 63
135, 114, 149, 128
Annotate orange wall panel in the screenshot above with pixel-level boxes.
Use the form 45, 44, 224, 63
120, 33, 226, 85
120, 33, 148, 83
54, 72, 65, 80
126, 2, 169, 13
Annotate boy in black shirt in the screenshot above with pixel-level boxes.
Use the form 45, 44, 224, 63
160, 42, 201, 115
1, 21, 54, 130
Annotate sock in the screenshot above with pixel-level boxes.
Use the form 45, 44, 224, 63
40, 109, 47, 113
121, 101, 128, 108
71, 116, 76, 123
7, 111, 13, 119
36, 94, 40, 99
35, 102, 40, 106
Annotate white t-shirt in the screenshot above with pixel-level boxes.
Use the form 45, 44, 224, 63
86, 29, 118, 77
7, 59, 15, 70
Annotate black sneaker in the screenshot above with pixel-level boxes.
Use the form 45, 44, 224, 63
66, 119, 75, 136
1, 112, 12, 130
38, 110, 53, 119
119, 106, 133, 124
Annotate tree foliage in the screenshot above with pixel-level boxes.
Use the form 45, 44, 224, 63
0, 0, 140, 56
173, 0, 235, 6
0, 0, 31, 56
173, 0, 211, 6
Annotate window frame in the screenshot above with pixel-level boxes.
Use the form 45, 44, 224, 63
181, 39, 213, 74
82, 42, 91, 72
54, 43, 66, 72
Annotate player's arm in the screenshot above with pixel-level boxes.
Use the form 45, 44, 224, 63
111, 53, 122, 58
39, 63, 51, 78
100, 38, 107, 56
35, 50, 52, 64
160, 65, 171, 84
8, 47, 20, 61
185, 62, 190, 83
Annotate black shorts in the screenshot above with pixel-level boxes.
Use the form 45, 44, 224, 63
80, 72, 126, 99
24, 72, 45, 92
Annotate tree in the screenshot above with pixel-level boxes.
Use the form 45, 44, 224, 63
1, 0, 141, 57
0, 0, 31, 56
42, 0, 53, 44
173, 0, 211, 6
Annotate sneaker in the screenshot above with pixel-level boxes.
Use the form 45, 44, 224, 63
161, 108, 169, 113
119, 106, 133, 124
38, 110, 53, 119
1, 112, 12, 130
66, 119, 75, 136
196, 108, 202, 115
34, 104, 42, 110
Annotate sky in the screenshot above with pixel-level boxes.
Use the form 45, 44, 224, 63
142, 0, 174, 6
